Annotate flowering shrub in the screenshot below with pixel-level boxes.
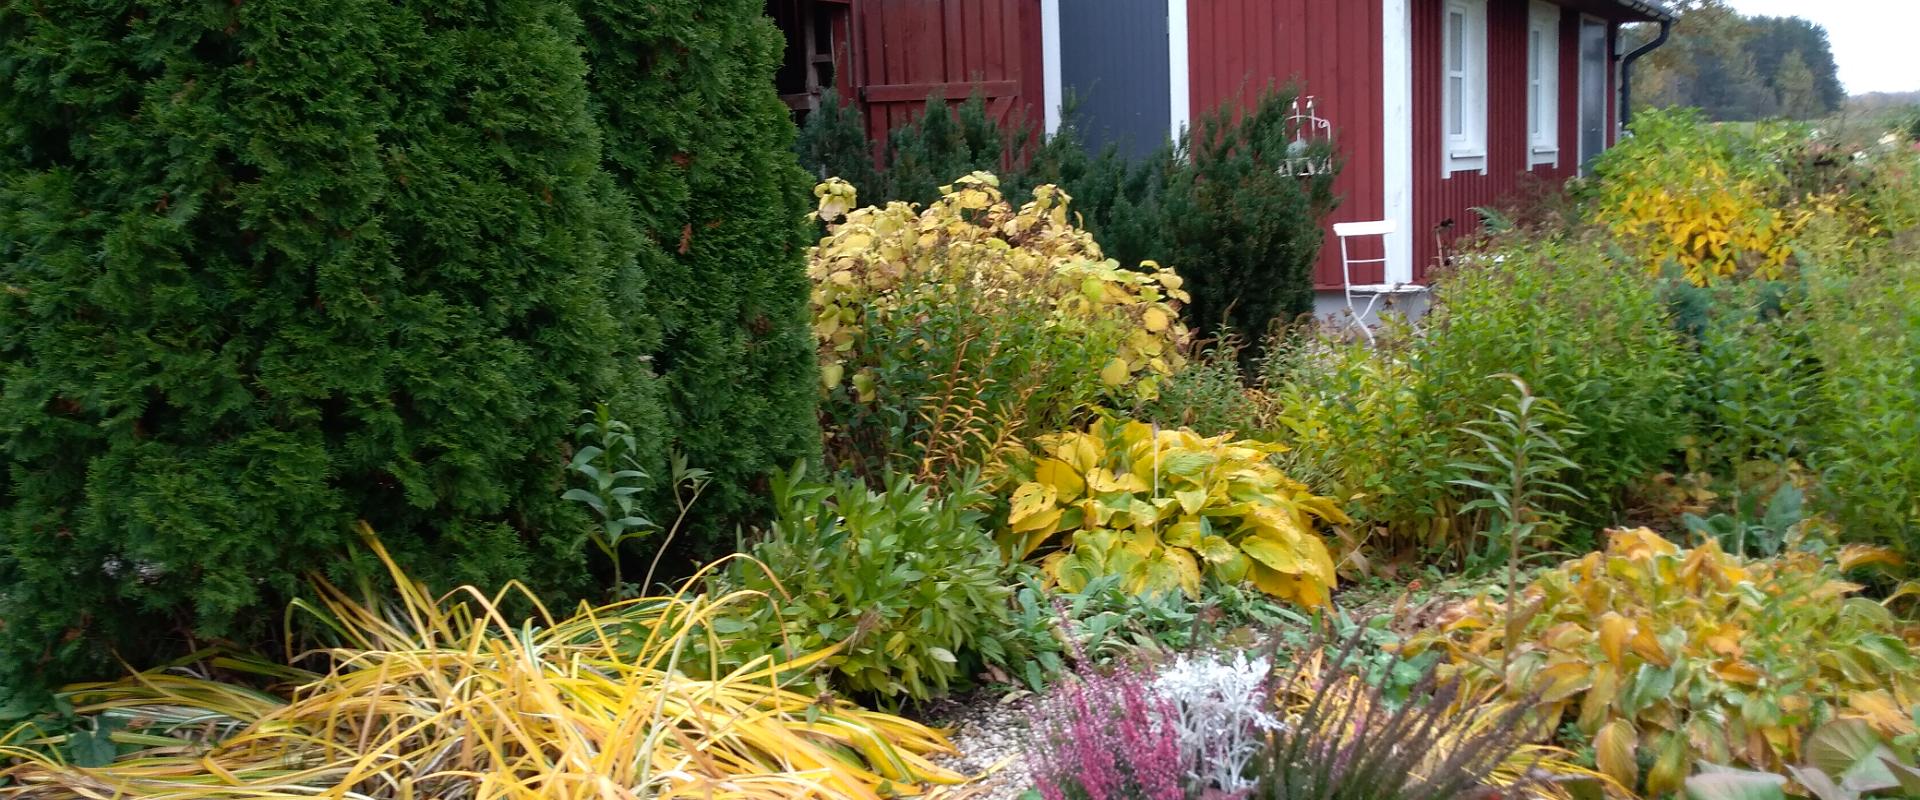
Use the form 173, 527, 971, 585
1025, 662, 1186, 800
808, 174, 1191, 480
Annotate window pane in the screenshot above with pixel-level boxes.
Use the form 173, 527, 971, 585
1531, 85, 1541, 135
1449, 76, 1464, 136
1449, 12, 1465, 68
1530, 31, 1541, 80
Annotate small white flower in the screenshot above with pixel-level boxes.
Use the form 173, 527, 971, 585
1150, 652, 1278, 794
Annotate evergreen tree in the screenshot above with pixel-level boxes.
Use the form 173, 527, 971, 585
796, 90, 882, 199
573, 0, 820, 555
0, 0, 648, 686
1772, 50, 1822, 119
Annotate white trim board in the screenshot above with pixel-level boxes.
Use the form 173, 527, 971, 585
1168, 0, 1191, 141
1041, 0, 1063, 136
1382, 0, 1414, 283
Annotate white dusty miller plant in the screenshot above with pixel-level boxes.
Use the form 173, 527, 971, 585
1151, 651, 1280, 794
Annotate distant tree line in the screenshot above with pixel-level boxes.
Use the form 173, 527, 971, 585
1630, 0, 1844, 121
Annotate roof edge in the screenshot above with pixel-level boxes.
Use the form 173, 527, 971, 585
1616, 0, 1676, 23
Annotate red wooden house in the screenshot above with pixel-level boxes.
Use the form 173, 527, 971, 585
771, 0, 1673, 299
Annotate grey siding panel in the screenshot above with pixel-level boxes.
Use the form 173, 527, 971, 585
1059, 0, 1171, 160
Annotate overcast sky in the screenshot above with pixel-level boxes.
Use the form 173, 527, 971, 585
1721, 0, 1920, 95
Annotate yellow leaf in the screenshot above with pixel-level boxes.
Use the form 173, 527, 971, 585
1034, 458, 1086, 503
1594, 719, 1640, 788
1099, 357, 1130, 387
1143, 307, 1170, 333
1007, 483, 1058, 528
1837, 544, 1903, 572
1647, 731, 1690, 797
1598, 612, 1631, 667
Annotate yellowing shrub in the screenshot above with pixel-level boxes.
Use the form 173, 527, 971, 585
808, 173, 1192, 479
1588, 110, 1804, 285
1407, 528, 1920, 795
995, 416, 1347, 607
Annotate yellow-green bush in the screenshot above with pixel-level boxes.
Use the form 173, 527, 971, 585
1406, 529, 1920, 796
808, 173, 1191, 480
994, 415, 1346, 607
1585, 109, 1804, 285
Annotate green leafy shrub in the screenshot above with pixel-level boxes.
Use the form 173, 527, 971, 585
0, 0, 652, 687
1407, 529, 1920, 796
575, 0, 821, 552
1270, 239, 1691, 562
808, 174, 1191, 481
715, 467, 1046, 702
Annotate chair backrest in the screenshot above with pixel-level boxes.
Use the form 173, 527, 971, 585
1333, 220, 1396, 288
1333, 220, 1397, 238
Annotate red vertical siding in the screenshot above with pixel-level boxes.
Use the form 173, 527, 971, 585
849, 0, 1043, 148
1188, 0, 1386, 288
1412, 0, 1613, 279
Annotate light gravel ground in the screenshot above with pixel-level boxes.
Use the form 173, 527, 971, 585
924, 691, 1036, 800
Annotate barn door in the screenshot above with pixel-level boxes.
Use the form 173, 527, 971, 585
1057, 0, 1173, 160
850, 0, 1039, 147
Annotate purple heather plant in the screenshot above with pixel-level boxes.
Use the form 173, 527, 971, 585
1025, 660, 1187, 800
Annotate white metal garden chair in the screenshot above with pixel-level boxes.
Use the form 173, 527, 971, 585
1334, 220, 1424, 344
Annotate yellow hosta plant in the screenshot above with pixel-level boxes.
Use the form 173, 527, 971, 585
996, 415, 1347, 606
1406, 528, 1920, 796
808, 172, 1191, 401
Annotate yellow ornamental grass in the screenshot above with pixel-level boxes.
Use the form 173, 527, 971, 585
1406, 528, 1920, 797
0, 529, 965, 800
808, 173, 1191, 402
997, 416, 1347, 606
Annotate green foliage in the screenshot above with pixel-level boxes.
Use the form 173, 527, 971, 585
1687, 719, 1920, 800
1270, 239, 1690, 563
1157, 86, 1338, 350
1450, 376, 1587, 571
1130, 341, 1270, 438
574, 0, 821, 554
564, 406, 658, 588
1631, 3, 1843, 121
793, 89, 880, 195
0, 0, 653, 688
715, 467, 1042, 702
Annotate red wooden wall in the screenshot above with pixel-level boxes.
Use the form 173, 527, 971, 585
847, 0, 1045, 148
1410, 0, 1620, 279
1188, 0, 1387, 289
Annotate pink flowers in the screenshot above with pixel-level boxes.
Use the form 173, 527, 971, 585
1025, 662, 1186, 800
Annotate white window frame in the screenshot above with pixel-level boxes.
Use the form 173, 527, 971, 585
1527, 1, 1561, 169
1442, 0, 1489, 176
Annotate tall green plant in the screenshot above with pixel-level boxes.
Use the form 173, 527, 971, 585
0, 0, 649, 687
574, 0, 821, 553
1448, 376, 1584, 669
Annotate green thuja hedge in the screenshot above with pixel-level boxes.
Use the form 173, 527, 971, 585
0, 0, 659, 687
576, 0, 820, 552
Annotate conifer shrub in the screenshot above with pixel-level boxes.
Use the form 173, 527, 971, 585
573, 0, 821, 553
0, 0, 651, 687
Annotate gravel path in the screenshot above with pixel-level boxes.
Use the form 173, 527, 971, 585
924, 691, 1035, 800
